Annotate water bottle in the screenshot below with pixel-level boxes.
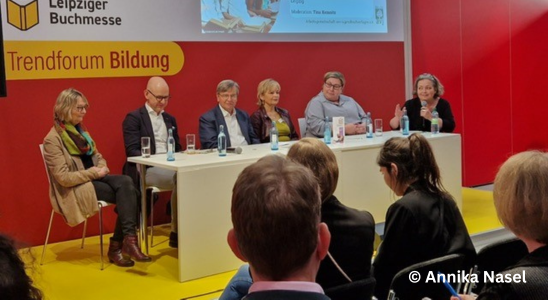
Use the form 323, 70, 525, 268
218, 125, 227, 156
270, 121, 279, 151
167, 128, 175, 161
431, 109, 439, 134
401, 110, 409, 135
365, 112, 373, 138
323, 116, 331, 144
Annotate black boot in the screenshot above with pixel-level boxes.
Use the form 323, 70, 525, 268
108, 238, 135, 267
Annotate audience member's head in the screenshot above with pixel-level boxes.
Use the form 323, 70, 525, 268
144, 76, 171, 115
287, 138, 339, 202
216, 79, 239, 114
227, 155, 330, 281
494, 151, 548, 247
377, 133, 445, 196
0, 234, 42, 300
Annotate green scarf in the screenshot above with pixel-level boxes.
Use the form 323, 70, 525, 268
55, 120, 96, 156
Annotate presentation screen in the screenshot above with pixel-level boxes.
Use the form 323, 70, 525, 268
202, 0, 387, 34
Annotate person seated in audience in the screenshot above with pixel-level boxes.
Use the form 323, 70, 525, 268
122, 76, 181, 248
304, 71, 367, 137
373, 133, 475, 299
219, 138, 375, 299
43, 88, 151, 267
0, 234, 43, 300
452, 151, 548, 300
199, 79, 260, 149
227, 155, 331, 299
250, 78, 299, 142
389, 73, 456, 132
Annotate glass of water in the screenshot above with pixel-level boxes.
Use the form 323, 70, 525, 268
186, 134, 196, 154
374, 119, 383, 136
141, 137, 151, 158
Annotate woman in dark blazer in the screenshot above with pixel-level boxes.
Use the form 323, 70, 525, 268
250, 78, 299, 143
373, 133, 475, 299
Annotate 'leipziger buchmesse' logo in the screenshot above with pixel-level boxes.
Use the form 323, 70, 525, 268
6, 0, 40, 31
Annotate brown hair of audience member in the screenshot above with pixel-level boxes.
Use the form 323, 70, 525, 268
256, 78, 281, 107
287, 138, 338, 202
494, 151, 548, 244
0, 234, 43, 300
229, 155, 322, 280
377, 133, 447, 196
53, 88, 88, 122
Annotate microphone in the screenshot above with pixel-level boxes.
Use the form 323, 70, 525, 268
421, 101, 427, 128
227, 147, 243, 154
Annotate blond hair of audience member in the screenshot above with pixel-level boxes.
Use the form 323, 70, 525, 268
453, 151, 548, 300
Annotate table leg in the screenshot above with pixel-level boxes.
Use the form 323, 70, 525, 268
138, 163, 149, 255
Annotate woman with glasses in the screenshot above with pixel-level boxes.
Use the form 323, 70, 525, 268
250, 78, 299, 142
304, 71, 367, 137
43, 88, 151, 267
389, 73, 456, 132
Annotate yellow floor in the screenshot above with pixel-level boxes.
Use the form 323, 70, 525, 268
25, 188, 501, 300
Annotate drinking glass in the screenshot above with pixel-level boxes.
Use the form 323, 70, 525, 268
141, 137, 151, 158
186, 134, 196, 154
374, 119, 383, 136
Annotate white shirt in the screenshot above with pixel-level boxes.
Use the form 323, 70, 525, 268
145, 103, 168, 153
219, 104, 248, 146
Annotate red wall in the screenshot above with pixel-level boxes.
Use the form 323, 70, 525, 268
0, 42, 404, 246
411, 0, 548, 186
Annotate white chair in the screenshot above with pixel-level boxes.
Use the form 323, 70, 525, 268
298, 117, 306, 138
39, 144, 112, 270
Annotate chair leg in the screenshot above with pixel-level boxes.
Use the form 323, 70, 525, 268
98, 202, 104, 270
81, 219, 88, 249
40, 209, 55, 265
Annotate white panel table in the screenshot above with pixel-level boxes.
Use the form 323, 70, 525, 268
128, 131, 461, 282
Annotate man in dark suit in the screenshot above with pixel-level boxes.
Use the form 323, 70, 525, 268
199, 79, 260, 149
122, 76, 181, 248
227, 155, 331, 299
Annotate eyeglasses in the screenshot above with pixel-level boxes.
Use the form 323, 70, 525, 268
75, 105, 88, 112
324, 83, 343, 90
147, 90, 171, 102
219, 93, 238, 100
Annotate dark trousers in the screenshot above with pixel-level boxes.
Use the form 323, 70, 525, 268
92, 175, 139, 242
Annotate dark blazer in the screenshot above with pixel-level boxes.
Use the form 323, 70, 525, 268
244, 290, 330, 300
250, 106, 299, 143
477, 245, 548, 300
373, 186, 476, 300
199, 105, 260, 149
122, 106, 182, 186
317, 195, 375, 289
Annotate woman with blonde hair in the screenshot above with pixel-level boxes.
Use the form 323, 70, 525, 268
43, 88, 151, 267
453, 151, 548, 300
250, 78, 299, 143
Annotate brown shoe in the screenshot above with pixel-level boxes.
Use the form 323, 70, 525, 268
108, 238, 135, 267
122, 235, 152, 262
